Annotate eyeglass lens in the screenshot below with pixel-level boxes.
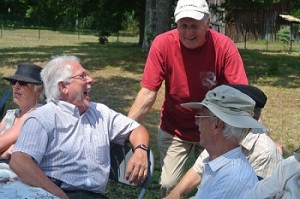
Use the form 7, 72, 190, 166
71, 72, 89, 80
10, 80, 29, 86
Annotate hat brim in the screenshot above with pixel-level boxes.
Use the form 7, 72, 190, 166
175, 11, 205, 22
182, 102, 266, 130
4, 75, 42, 84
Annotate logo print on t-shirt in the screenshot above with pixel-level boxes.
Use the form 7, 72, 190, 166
201, 72, 217, 89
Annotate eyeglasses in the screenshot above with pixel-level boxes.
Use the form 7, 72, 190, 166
70, 72, 90, 81
195, 115, 216, 120
9, 80, 29, 86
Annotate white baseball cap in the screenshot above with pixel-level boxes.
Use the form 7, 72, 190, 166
174, 0, 210, 23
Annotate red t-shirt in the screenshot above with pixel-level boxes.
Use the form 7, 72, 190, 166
141, 29, 248, 142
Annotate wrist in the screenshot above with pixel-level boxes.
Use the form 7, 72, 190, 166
134, 144, 149, 152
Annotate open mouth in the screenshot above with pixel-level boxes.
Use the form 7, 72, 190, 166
84, 87, 91, 99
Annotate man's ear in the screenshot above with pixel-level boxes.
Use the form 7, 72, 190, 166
211, 118, 223, 131
59, 82, 68, 94
207, 18, 211, 26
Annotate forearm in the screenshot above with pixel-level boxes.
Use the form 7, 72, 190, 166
164, 168, 201, 199
128, 87, 157, 121
126, 125, 150, 183
129, 125, 150, 148
10, 152, 68, 199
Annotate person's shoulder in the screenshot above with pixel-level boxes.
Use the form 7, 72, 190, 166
153, 29, 179, 43
208, 29, 235, 44
89, 102, 115, 116
30, 103, 55, 118
91, 101, 109, 110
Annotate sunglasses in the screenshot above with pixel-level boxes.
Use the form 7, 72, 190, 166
9, 80, 29, 86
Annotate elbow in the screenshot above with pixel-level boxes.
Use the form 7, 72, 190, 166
9, 152, 22, 174
9, 155, 17, 172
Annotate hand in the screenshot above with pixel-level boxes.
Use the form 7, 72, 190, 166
125, 148, 148, 184
0, 145, 14, 159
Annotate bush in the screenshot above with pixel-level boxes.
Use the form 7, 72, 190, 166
277, 27, 290, 43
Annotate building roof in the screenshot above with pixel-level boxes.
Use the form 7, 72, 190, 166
279, 14, 300, 24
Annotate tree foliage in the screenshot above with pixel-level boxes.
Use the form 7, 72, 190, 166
1, 0, 299, 46
221, 0, 281, 9
291, 0, 300, 17
15, 0, 143, 44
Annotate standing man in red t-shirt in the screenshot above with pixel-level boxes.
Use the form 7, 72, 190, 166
128, 0, 248, 197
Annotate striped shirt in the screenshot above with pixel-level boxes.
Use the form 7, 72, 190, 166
13, 100, 140, 193
194, 147, 258, 199
193, 129, 282, 179
241, 129, 282, 178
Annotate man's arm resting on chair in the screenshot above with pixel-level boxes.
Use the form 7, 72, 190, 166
10, 151, 68, 199
126, 125, 150, 184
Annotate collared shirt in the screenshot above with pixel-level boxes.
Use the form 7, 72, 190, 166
241, 128, 282, 178
13, 100, 140, 193
194, 147, 258, 199
193, 129, 282, 179
242, 155, 300, 199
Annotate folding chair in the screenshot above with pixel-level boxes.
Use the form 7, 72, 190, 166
0, 89, 12, 118
109, 142, 154, 199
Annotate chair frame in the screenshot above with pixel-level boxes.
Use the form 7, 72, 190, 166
0, 89, 12, 117
109, 142, 154, 199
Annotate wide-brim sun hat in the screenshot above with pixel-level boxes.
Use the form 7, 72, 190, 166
182, 85, 266, 130
228, 84, 267, 109
4, 62, 43, 84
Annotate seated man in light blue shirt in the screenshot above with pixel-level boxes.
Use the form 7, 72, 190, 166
9, 55, 150, 199
181, 85, 266, 199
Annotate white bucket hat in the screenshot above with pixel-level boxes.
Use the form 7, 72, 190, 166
182, 85, 266, 130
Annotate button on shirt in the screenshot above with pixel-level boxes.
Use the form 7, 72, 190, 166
13, 100, 140, 193
194, 147, 258, 199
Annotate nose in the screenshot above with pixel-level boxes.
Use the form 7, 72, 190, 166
87, 74, 93, 83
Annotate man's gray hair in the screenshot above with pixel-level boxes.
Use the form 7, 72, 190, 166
222, 123, 249, 143
33, 84, 45, 103
41, 55, 80, 102
202, 13, 210, 23
209, 111, 249, 143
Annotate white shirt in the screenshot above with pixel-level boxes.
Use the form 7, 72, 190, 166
194, 147, 258, 199
13, 100, 140, 193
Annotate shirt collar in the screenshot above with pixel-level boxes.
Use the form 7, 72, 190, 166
51, 99, 81, 117
241, 128, 267, 151
205, 147, 243, 172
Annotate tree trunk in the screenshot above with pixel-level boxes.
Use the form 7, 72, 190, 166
139, 0, 146, 46
142, 0, 154, 52
153, 0, 173, 37
142, 0, 174, 52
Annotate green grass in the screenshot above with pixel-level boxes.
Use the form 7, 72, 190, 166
1, 29, 299, 199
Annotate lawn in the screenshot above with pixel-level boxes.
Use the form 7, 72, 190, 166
0, 28, 299, 199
